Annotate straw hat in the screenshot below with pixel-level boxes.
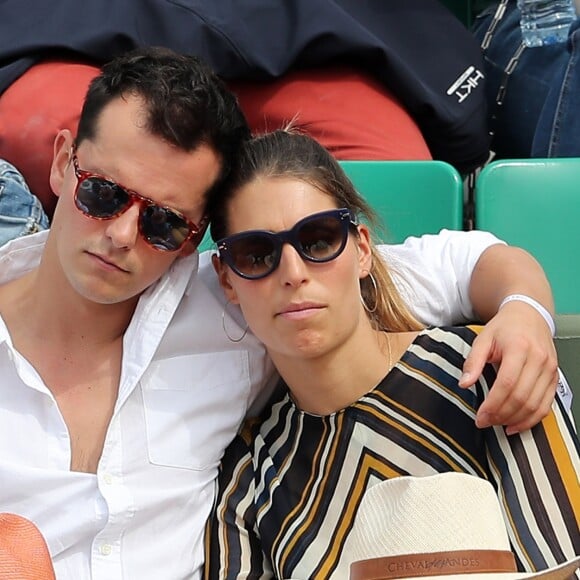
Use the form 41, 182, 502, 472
0, 513, 56, 580
348, 473, 580, 580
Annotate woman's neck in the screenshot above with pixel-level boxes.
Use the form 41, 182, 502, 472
271, 328, 418, 415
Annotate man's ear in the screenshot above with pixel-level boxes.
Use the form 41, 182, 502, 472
211, 253, 240, 304
355, 223, 373, 278
49, 130, 74, 198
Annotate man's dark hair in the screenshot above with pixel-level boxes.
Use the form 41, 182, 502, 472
76, 46, 250, 194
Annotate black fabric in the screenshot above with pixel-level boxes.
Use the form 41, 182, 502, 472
0, 0, 490, 173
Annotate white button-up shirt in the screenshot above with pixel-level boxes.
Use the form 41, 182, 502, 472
0, 229, 504, 579
0, 231, 275, 580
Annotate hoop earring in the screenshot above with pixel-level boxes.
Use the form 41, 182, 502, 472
222, 300, 249, 343
361, 272, 378, 314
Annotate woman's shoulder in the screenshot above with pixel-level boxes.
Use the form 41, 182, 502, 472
414, 325, 483, 350
402, 325, 486, 372
389, 325, 492, 406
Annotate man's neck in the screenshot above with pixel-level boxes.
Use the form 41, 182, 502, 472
0, 266, 136, 350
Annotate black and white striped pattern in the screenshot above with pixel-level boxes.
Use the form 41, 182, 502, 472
206, 326, 580, 580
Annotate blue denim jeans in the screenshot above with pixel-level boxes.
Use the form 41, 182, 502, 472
0, 160, 49, 247
473, 2, 580, 158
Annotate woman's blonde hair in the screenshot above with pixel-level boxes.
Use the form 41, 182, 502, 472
208, 129, 423, 332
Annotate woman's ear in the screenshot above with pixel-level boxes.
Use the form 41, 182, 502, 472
355, 223, 373, 277
49, 130, 74, 198
211, 253, 240, 304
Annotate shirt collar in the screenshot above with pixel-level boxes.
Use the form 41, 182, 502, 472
0, 230, 199, 349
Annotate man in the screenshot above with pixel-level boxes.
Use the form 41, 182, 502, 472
0, 47, 559, 579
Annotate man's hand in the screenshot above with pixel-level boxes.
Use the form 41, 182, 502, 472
459, 301, 558, 435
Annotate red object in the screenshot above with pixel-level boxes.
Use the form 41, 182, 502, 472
228, 65, 431, 162
0, 61, 100, 217
0, 62, 431, 219
0, 513, 56, 580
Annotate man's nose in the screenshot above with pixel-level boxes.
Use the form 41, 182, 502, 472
104, 203, 140, 249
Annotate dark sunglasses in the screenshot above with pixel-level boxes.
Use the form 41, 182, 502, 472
71, 153, 208, 252
217, 208, 358, 280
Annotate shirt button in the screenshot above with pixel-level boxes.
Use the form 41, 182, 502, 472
103, 474, 113, 485
100, 544, 112, 556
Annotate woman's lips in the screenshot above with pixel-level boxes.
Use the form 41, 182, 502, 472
277, 302, 324, 320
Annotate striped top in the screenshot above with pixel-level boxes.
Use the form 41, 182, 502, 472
205, 326, 580, 580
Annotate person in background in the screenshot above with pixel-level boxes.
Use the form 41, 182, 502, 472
0, 159, 48, 247
0, 0, 486, 215
473, 0, 580, 159
0, 48, 565, 579
206, 129, 579, 579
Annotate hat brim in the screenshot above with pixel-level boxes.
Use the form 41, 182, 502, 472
401, 556, 580, 580
349, 555, 580, 580
526, 556, 580, 580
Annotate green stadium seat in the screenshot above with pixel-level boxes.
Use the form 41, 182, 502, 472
475, 158, 580, 314
340, 160, 464, 244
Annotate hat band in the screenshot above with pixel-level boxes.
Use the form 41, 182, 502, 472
350, 549, 518, 580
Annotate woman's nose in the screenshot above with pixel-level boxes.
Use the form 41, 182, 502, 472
277, 243, 309, 286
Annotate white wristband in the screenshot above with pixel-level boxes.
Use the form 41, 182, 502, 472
498, 294, 556, 337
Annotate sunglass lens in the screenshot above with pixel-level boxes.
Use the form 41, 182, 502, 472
228, 235, 277, 278
298, 215, 345, 261
76, 177, 130, 218
140, 205, 192, 251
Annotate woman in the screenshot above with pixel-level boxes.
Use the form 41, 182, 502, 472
205, 131, 579, 579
